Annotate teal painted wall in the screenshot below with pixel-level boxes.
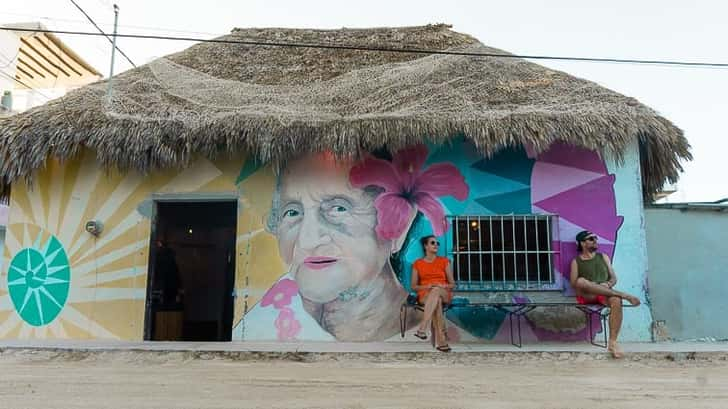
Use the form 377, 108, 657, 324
607, 140, 652, 341
646, 207, 728, 340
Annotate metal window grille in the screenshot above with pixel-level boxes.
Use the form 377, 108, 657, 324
448, 215, 559, 291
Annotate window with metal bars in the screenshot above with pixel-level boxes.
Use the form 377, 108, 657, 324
448, 215, 558, 290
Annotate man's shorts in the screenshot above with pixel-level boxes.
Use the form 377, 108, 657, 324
576, 295, 608, 305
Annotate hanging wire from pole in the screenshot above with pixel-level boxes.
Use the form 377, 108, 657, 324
67, 0, 136, 67
106, 4, 119, 105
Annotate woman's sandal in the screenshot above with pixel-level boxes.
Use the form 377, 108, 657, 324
414, 330, 428, 340
436, 344, 452, 352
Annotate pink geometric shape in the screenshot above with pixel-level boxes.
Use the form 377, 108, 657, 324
534, 175, 623, 242
536, 142, 608, 174
533, 206, 614, 246
531, 162, 605, 203
492, 315, 539, 344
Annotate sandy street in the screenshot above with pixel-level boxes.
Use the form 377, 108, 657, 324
0, 350, 727, 409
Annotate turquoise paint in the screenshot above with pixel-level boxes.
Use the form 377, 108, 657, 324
646, 207, 728, 341
606, 140, 652, 342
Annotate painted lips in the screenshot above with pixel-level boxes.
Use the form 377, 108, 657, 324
303, 256, 339, 270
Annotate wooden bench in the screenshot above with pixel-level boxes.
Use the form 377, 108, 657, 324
400, 292, 635, 348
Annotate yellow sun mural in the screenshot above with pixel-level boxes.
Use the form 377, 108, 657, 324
0, 150, 262, 340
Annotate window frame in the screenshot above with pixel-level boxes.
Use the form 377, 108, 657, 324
444, 214, 563, 291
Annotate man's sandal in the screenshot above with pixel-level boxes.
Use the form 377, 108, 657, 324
436, 344, 451, 352
414, 330, 428, 340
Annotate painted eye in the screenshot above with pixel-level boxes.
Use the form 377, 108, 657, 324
332, 205, 347, 213
282, 208, 300, 218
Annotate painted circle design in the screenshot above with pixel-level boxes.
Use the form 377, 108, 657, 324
7, 233, 71, 326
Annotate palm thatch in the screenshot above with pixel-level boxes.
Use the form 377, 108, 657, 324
0, 24, 690, 200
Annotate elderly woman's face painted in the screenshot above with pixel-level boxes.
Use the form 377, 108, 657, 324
275, 155, 391, 303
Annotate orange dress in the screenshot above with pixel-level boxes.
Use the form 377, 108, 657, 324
413, 257, 452, 303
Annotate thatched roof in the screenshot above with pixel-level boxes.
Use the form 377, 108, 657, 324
0, 24, 690, 199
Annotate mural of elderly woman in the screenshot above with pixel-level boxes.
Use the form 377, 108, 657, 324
241, 145, 468, 342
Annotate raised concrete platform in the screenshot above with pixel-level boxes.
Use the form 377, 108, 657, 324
1, 339, 727, 355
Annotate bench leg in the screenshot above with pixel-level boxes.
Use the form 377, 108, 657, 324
399, 304, 407, 338
585, 308, 608, 348
508, 313, 519, 348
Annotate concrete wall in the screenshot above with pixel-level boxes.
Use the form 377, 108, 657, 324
0, 140, 651, 342
646, 207, 728, 341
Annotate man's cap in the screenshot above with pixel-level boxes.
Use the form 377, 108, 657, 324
575, 230, 596, 242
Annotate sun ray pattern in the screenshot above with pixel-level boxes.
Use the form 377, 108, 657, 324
2, 152, 241, 339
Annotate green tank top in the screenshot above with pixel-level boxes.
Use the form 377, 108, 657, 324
576, 253, 609, 283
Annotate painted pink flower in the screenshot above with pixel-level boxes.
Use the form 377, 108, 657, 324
275, 307, 302, 341
261, 278, 299, 309
349, 145, 469, 239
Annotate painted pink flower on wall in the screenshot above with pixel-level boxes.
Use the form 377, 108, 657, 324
261, 278, 299, 309
349, 145, 469, 239
275, 307, 302, 341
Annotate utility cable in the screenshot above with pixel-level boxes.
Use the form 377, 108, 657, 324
1, 26, 727, 69
0, 11, 224, 37
67, 0, 136, 67
0, 70, 55, 101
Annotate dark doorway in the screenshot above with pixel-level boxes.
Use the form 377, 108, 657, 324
145, 201, 237, 341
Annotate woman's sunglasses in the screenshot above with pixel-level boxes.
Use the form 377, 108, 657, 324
429, 241, 440, 246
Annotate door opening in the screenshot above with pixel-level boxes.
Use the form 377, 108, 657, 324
145, 201, 237, 341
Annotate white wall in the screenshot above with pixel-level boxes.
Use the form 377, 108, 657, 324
0, 30, 20, 110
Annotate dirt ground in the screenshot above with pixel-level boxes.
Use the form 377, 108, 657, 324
1, 349, 727, 409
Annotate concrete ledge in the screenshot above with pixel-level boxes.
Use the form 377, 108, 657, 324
2, 340, 728, 363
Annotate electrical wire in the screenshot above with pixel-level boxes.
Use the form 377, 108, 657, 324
0, 70, 55, 101
67, 0, 136, 67
1, 26, 726, 69
0, 49, 20, 69
0, 11, 224, 37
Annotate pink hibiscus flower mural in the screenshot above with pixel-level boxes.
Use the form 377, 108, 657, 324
275, 307, 302, 341
261, 278, 299, 309
349, 144, 469, 240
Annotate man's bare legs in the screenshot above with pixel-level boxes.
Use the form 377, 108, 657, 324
574, 278, 641, 306
575, 278, 637, 358
606, 296, 624, 358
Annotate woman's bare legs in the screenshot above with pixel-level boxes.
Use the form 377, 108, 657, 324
418, 288, 449, 332
418, 287, 451, 350
417, 288, 444, 334
432, 298, 447, 347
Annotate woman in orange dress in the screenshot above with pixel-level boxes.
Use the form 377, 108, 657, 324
411, 235, 456, 352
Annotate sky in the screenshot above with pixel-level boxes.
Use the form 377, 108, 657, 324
1, 0, 726, 202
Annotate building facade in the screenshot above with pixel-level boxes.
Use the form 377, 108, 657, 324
0, 138, 652, 342
0, 25, 688, 344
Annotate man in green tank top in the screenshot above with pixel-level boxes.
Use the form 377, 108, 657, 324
570, 230, 641, 358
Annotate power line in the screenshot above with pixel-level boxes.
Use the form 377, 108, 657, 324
0, 70, 55, 101
1, 26, 727, 69
0, 49, 20, 69
66, 0, 136, 67
0, 11, 224, 37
